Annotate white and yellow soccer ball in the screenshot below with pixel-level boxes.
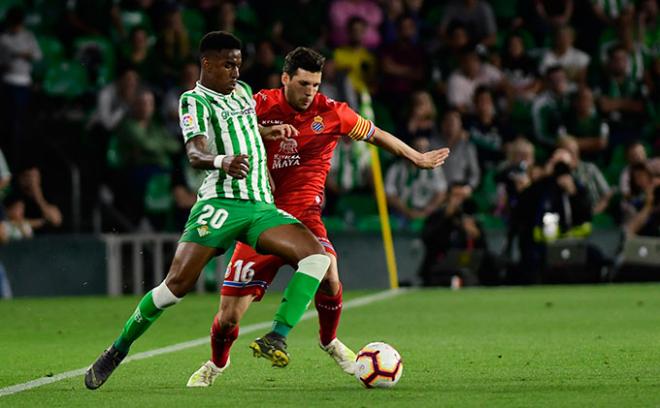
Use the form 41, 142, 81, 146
354, 342, 403, 388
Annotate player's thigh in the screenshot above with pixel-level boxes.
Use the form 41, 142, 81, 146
302, 216, 338, 258
256, 222, 325, 265
246, 206, 325, 265
165, 242, 218, 297
222, 242, 286, 301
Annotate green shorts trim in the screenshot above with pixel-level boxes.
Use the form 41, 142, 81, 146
180, 197, 299, 251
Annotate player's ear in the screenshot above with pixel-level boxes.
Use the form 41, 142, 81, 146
201, 55, 210, 72
281, 72, 289, 87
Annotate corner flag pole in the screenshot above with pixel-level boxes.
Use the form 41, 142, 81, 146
360, 92, 399, 289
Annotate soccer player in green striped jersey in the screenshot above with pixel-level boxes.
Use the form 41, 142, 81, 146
85, 31, 332, 390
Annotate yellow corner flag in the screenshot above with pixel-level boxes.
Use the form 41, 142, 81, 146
360, 92, 399, 289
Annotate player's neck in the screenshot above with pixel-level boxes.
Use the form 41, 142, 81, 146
199, 75, 231, 96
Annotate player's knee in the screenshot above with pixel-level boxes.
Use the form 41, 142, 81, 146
164, 273, 194, 297
219, 317, 239, 332
297, 253, 331, 281
218, 311, 241, 331
318, 278, 340, 296
152, 282, 182, 308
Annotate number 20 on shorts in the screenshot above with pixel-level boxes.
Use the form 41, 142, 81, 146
197, 204, 229, 229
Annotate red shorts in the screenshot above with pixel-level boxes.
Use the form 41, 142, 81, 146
220, 216, 336, 301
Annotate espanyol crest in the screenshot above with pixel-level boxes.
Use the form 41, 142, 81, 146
311, 115, 325, 133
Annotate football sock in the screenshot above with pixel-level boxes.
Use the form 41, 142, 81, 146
273, 254, 330, 337
113, 282, 181, 353
210, 315, 238, 368
315, 283, 343, 347
272, 321, 292, 338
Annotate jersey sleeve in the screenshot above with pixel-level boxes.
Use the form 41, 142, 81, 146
179, 93, 210, 142
253, 91, 266, 116
336, 102, 376, 142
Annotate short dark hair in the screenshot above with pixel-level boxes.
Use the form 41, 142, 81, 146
625, 139, 644, 152
395, 13, 415, 28
5, 5, 25, 26
552, 161, 572, 178
545, 64, 565, 78
199, 31, 242, 55
283, 47, 325, 77
347, 16, 367, 30
116, 63, 138, 79
458, 45, 479, 58
447, 20, 468, 36
630, 162, 651, 175
607, 43, 627, 59
3, 191, 23, 208
443, 108, 462, 119
473, 85, 491, 102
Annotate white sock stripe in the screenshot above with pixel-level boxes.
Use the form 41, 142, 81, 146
152, 282, 181, 309
296, 254, 331, 281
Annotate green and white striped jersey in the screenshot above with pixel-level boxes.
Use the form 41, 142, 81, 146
178, 80, 273, 203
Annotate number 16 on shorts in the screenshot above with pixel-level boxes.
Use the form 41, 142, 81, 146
225, 259, 255, 283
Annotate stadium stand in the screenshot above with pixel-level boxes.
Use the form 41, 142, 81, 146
0, 0, 658, 287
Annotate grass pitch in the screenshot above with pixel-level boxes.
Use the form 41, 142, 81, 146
1, 284, 659, 407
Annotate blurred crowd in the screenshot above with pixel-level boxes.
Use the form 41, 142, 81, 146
0, 0, 658, 285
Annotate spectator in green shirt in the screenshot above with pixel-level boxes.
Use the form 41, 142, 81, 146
115, 89, 180, 170
532, 65, 571, 149
638, 0, 660, 56
113, 89, 180, 224
594, 44, 647, 143
565, 86, 610, 162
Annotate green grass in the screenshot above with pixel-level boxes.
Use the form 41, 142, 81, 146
1, 285, 660, 407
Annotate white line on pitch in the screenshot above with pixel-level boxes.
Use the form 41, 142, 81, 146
0, 288, 408, 398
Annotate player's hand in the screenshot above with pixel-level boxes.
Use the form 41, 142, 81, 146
260, 124, 299, 141
413, 148, 450, 169
222, 154, 250, 179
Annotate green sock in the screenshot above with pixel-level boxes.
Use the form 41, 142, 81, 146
273, 271, 322, 336
272, 321, 292, 338
113, 291, 163, 353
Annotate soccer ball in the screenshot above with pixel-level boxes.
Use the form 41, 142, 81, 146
354, 342, 403, 388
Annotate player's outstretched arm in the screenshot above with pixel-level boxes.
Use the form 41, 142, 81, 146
368, 127, 450, 169
185, 135, 249, 179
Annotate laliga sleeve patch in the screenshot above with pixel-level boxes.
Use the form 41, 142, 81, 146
181, 113, 196, 131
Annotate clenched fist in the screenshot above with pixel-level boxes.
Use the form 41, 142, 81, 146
222, 154, 250, 179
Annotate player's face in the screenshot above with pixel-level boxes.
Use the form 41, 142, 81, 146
201, 49, 242, 94
282, 69, 322, 111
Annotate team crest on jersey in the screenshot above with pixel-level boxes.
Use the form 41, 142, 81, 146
181, 113, 195, 130
197, 225, 210, 237
311, 116, 325, 133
